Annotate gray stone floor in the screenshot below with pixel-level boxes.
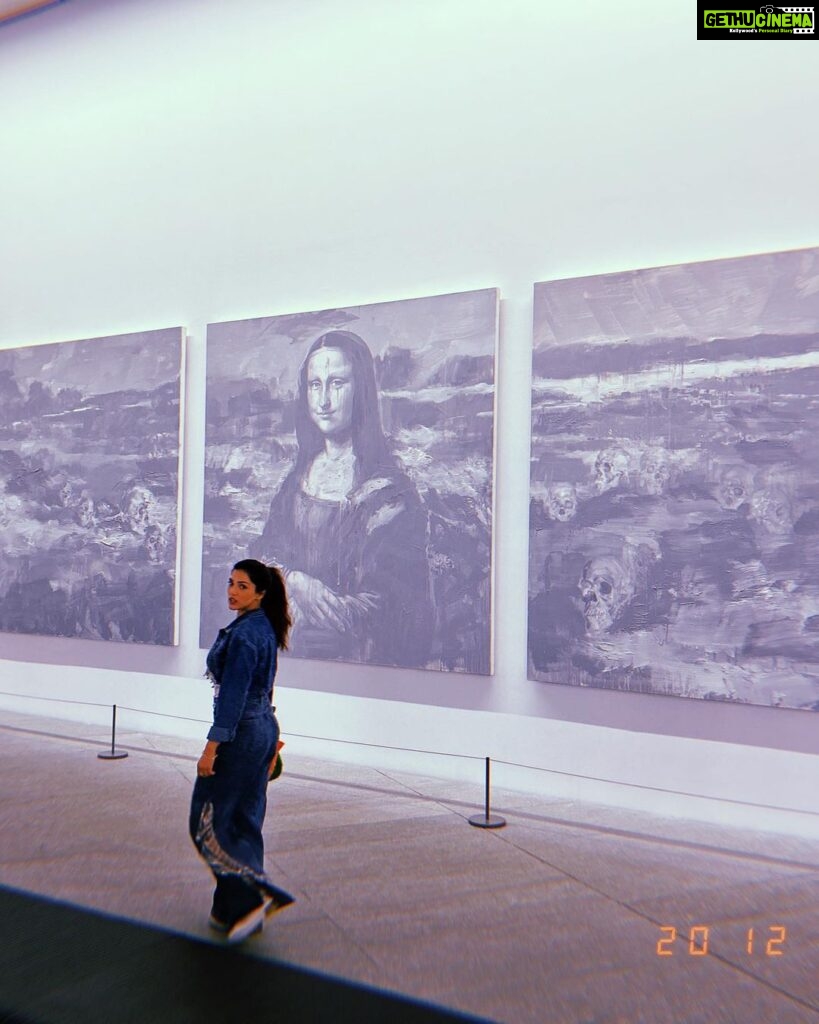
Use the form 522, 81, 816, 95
0, 708, 817, 1024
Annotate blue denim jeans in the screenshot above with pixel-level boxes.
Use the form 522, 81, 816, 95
189, 710, 282, 924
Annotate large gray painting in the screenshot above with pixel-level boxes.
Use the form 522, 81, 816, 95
202, 289, 498, 674
528, 247, 819, 710
0, 328, 184, 645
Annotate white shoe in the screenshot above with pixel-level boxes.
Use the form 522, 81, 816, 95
264, 886, 295, 918
226, 903, 266, 944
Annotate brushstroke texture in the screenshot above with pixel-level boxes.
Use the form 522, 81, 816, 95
529, 248, 819, 710
0, 329, 182, 644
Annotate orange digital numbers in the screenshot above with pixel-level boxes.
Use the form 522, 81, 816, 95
688, 926, 709, 956
656, 926, 676, 956
658, 924, 787, 957
766, 926, 787, 956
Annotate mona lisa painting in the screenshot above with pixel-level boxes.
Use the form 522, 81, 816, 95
201, 289, 498, 676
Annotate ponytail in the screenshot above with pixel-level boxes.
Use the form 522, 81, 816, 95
261, 565, 292, 651
232, 558, 292, 650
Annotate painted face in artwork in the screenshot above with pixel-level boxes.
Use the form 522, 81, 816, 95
578, 556, 634, 634
547, 483, 578, 522
638, 448, 672, 496
717, 465, 753, 511
144, 525, 166, 564
307, 348, 356, 438
125, 485, 154, 534
594, 446, 629, 494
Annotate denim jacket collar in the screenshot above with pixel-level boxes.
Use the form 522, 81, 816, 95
221, 607, 266, 634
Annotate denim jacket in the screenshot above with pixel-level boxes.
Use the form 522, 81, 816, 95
205, 608, 278, 743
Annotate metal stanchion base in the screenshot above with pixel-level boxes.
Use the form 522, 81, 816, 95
97, 750, 129, 760
468, 813, 506, 829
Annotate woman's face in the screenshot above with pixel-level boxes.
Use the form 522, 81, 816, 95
227, 569, 263, 615
306, 348, 355, 437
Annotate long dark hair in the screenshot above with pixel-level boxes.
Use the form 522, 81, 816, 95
293, 330, 395, 485
233, 559, 292, 650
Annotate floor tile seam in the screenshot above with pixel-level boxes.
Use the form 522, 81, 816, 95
264, 827, 456, 852
367, 764, 558, 849
268, 808, 453, 827
290, 864, 576, 900
0, 848, 200, 868
260, 887, 567, 920
303, 877, 584, 924
295, 904, 387, 976
286, 775, 819, 871
283, 772, 486, 811
274, 787, 451, 811
265, 810, 477, 845
617, 887, 819, 937
483, 828, 760, 933
628, 868, 819, 907
2, 734, 197, 776
478, 812, 819, 873
0, 724, 201, 762
257, 860, 550, 893
490, 833, 819, 1018
0, 724, 116, 746
380, 789, 819, 865
540, 867, 818, 929
371, 765, 496, 822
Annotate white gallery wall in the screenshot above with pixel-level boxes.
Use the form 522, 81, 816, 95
1, 0, 817, 834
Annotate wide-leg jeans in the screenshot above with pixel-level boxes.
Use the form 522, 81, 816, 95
189, 710, 280, 924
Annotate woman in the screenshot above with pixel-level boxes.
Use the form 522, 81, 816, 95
259, 329, 433, 667
190, 558, 294, 943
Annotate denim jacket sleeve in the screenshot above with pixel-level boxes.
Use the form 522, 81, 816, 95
207, 629, 258, 743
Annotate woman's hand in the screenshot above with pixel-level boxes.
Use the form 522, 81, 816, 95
197, 740, 219, 778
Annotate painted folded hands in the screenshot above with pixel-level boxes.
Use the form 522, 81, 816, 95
286, 570, 378, 633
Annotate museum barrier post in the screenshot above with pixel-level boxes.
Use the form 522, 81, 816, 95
97, 704, 128, 761
468, 756, 506, 829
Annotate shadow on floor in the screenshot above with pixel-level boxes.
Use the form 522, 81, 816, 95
0, 885, 486, 1024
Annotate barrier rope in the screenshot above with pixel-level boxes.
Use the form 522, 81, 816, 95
2, 689, 816, 819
